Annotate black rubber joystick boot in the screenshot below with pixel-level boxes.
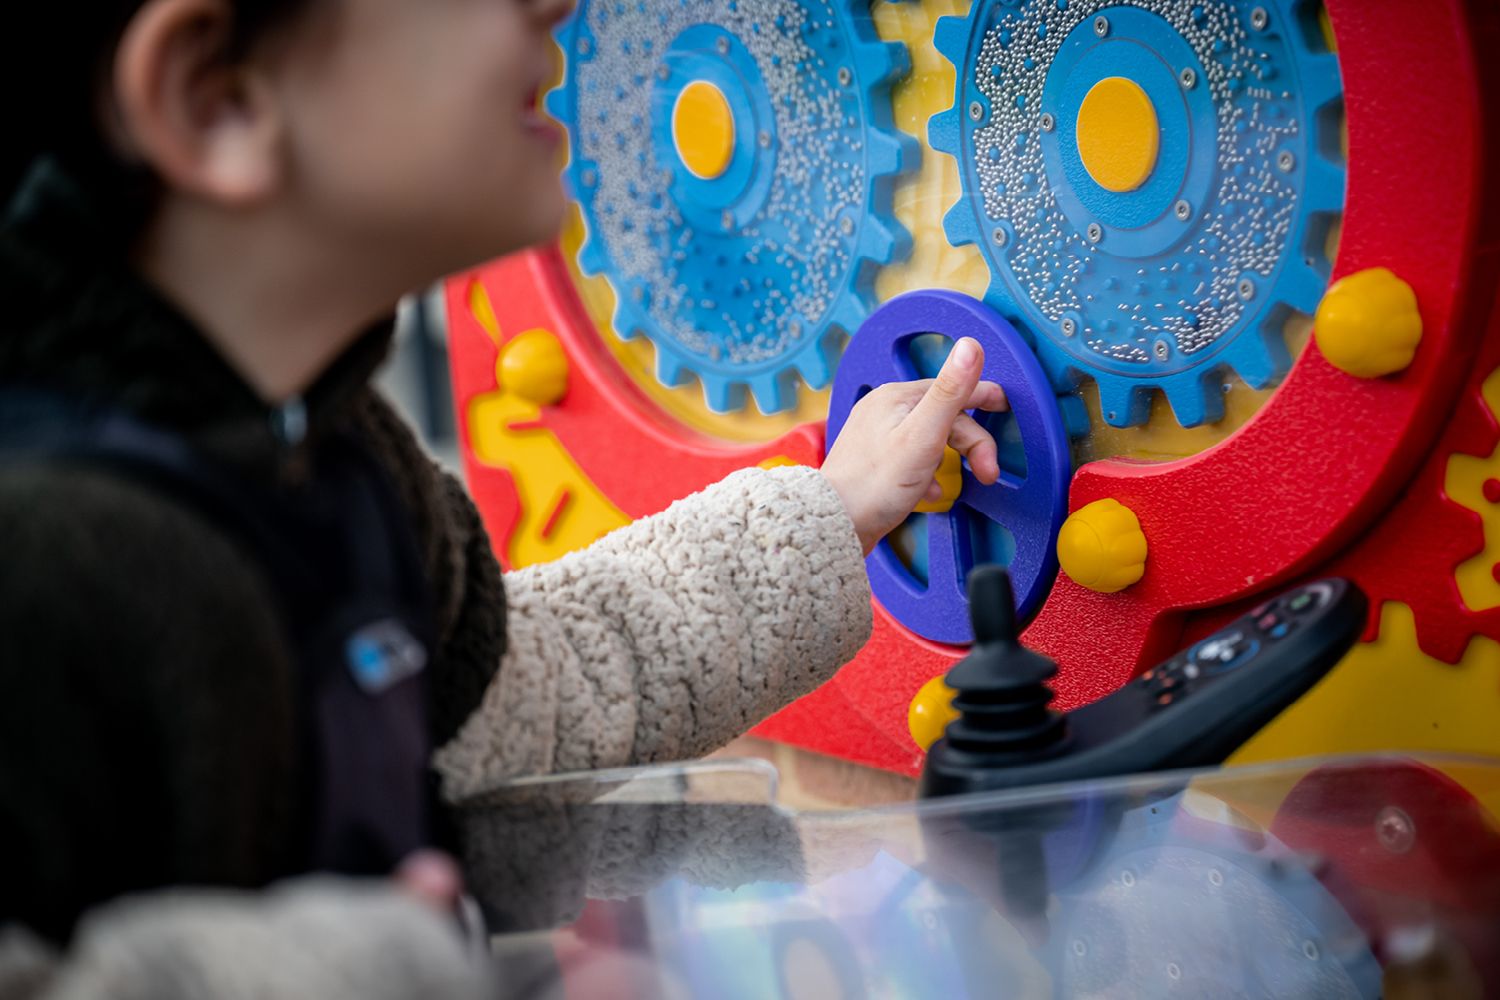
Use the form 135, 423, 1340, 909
919, 566, 1077, 926
920, 566, 1070, 799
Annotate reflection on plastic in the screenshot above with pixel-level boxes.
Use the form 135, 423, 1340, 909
456, 754, 1500, 999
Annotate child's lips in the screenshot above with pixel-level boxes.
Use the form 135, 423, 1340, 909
522, 87, 561, 145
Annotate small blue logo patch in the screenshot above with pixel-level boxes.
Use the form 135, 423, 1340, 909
346, 620, 428, 694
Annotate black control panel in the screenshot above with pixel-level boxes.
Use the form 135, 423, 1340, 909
921, 569, 1368, 799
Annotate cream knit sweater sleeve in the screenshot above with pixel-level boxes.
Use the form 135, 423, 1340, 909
434, 465, 873, 800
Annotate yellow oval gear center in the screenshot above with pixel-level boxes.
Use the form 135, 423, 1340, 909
672, 81, 736, 180
1075, 76, 1161, 193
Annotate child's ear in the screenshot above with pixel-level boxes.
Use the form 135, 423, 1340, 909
111, 0, 283, 204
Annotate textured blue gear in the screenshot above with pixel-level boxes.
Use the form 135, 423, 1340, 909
548, 0, 917, 415
930, 1, 1345, 428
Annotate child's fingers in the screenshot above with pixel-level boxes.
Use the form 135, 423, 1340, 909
905, 338, 983, 445
949, 412, 1000, 485
968, 381, 1009, 413
394, 850, 464, 913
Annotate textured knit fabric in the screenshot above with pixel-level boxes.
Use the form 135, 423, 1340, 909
10, 883, 493, 1000
436, 465, 872, 799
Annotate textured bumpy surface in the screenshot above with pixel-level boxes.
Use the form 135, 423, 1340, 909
435, 466, 872, 797
15, 883, 490, 1000
930, 0, 1343, 427
551, 0, 916, 414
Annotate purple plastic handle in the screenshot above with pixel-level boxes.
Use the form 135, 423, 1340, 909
826, 291, 1072, 645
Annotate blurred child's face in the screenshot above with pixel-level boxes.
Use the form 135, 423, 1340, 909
270, 0, 573, 277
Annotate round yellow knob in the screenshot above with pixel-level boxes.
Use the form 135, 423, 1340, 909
497, 328, 570, 406
908, 674, 959, 752
1075, 77, 1161, 193
1313, 268, 1423, 378
672, 81, 736, 180
1058, 498, 1148, 593
914, 446, 964, 514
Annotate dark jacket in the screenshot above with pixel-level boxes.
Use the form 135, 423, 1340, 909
0, 163, 507, 942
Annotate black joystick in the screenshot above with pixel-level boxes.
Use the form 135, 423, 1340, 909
922, 567, 1369, 799
921, 567, 1068, 798
918, 566, 1368, 931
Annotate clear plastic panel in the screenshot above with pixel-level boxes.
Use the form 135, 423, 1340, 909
459, 753, 1500, 998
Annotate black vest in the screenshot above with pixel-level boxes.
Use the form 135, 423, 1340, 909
0, 389, 438, 876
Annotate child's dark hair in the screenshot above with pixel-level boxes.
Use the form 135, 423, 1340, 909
4, 2, 307, 225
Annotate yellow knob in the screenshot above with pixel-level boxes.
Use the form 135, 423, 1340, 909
908, 674, 959, 752
497, 328, 570, 406
672, 81, 736, 180
1075, 77, 1161, 193
1058, 498, 1148, 593
915, 446, 964, 514
1313, 268, 1423, 378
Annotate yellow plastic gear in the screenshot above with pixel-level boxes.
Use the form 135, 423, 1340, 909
1229, 602, 1500, 824
1447, 366, 1500, 612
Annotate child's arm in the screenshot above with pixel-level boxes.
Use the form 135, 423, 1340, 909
435, 340, 1002, 798
434, 463, 871, 795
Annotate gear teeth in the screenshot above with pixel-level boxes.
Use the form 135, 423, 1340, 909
921, 0, 1346, 435
1058, 394, 1091, 440
928, 106, 961, 159
1300, 51, 1344, 114
942, 199, 981, 250
1279, 259, 1334, 317
1231, 328, 1291, 390
867, 130, 913, 178
795, 343, 836, 389
543, 86, 570, 128
1161, 377, 1220, 429
654, 345, 689, 387
1303, 156, 1347, 214
749, 372, 790, 414
554, 1, 917, 419
704, 377, 747, 414
829, 298, 868, 340
1097, 378, 1155, 429
933, 14, 971, 67
849, 29, 909, 88
858, 217, 902, 265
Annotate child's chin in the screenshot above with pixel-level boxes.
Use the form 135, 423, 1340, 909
510, 200, 569, 253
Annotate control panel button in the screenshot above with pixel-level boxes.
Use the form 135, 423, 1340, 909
1193, 631, 1260, 674
1288, 582, 1334, 615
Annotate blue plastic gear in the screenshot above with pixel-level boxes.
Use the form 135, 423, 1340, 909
548, 0, 918, 415
930, 1, 1345, 428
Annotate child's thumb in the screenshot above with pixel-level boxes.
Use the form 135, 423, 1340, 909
907, 337, 983, 440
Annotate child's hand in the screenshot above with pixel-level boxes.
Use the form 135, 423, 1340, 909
822, 337, 1008, 555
